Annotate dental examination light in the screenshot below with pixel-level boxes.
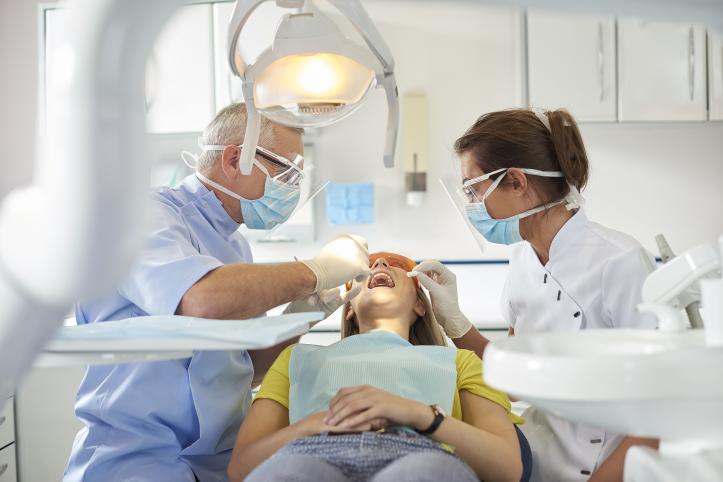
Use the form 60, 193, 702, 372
227, 0, 399, 174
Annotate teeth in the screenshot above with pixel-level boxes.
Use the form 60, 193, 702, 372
368, 272, 395, 289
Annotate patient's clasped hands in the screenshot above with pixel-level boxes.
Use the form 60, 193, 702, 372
297, 385, 435, 436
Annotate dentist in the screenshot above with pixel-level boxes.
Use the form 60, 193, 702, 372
414, 109, 659, 482
64, 103, 370, 482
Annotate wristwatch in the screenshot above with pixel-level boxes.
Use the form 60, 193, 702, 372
417, 404, 446, 435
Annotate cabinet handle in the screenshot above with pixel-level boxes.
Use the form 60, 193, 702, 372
0, 463, 7, 477
688, 26, 695, 101
597, 23, 605, 101
0, 416, 5, 426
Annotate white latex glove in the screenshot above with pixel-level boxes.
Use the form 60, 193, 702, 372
284, 285, 363, 323
409, 260, 473, 339
301, 235, 371, 292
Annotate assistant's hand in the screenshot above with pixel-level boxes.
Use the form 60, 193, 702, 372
284, 285, 363, 323
301, 235, 371, 292
324, 385, 432, 432
410, 260, 473, 338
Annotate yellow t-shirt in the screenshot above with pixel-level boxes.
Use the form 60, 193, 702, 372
255, 344, 523, 425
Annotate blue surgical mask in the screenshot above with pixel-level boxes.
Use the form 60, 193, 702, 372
195, 171, 300, 230
463, 168, 583, 245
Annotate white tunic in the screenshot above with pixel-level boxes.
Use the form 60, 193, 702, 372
500, 210, 657, 482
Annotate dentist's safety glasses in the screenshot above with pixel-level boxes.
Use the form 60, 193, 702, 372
346, 252, 419, 291
199, 143, 306, 187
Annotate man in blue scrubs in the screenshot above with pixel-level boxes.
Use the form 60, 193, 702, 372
64, 103, 370, 481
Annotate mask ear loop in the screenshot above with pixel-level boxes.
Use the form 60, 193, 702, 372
181, 151, 200, 170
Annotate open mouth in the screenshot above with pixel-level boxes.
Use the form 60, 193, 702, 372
368, 270, 395, 289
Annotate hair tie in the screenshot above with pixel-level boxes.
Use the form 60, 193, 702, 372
531, 108, 551, 133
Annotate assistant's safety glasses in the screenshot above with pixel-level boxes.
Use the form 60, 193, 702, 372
346, 252, 419, 291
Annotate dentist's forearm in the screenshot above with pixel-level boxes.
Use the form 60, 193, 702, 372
451, 327, 491, 359
177, 262, 317, 319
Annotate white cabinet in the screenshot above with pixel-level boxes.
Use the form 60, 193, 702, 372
0, 444, 16, 482
618, 19, 707, 121
146, 4, 215, 133
0, 398, 16, 482
527, 11, 616, 121
212, 1, 287, 112
709, 30, 723, 121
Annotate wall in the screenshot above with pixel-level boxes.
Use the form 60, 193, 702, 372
248, 1, 723, 265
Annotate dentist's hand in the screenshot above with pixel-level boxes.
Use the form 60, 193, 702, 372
410, 260, 473, 339
301, 235, 371, 292
284, 285, 363, 323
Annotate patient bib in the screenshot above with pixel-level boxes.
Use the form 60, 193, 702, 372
288, 330, 457, 424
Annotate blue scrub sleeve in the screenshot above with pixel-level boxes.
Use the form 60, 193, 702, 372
118, 201, 223, 316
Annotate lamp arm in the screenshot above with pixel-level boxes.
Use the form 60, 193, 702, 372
227, 0, 267, 78
326, 0, 395, 73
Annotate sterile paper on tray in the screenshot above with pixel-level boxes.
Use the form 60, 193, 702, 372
46, 312, 322, 353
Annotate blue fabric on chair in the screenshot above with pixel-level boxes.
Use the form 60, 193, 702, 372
516, 425, 533, 482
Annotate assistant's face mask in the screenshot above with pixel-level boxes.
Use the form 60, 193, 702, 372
182, 146, 302, 230
463, 168, 584, 245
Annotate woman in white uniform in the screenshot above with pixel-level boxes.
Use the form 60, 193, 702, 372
412, 108, 659, 482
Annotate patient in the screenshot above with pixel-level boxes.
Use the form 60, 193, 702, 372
228, 252, 532, 482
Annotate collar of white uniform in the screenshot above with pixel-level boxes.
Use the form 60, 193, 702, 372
182, 174, 241, 238
547, 208, 588, 265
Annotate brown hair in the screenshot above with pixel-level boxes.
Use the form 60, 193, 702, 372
454, 108, 589, 202
341, 288, 447, 346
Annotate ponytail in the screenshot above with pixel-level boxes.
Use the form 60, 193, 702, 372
546, 110, 589, 191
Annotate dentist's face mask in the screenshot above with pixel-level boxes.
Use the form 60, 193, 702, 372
182, 144, 304, 230
462, 168, 584, 245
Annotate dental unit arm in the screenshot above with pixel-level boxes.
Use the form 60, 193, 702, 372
639, 237, 722, 332
0, 0, 186, 404
227, 0, 399, 174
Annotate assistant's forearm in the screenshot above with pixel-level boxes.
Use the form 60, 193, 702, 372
428, 417, 522, 482
588, 436, 659, 482
228, 420, 309, 481
177, 262, 316, 319
452, 327, 491, 359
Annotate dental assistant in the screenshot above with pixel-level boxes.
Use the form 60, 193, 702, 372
413, 109, 659, 482
64, 103, 370, 482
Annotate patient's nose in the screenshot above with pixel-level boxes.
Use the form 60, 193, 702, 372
372, 258, 389, 269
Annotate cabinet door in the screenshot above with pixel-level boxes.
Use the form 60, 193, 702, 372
212, 1, 287, 112
0, 444, 16, 482
146, 4, 215, 133
709, 30, 723, 121
618, 19, 707, 121
527, 11, 616, 121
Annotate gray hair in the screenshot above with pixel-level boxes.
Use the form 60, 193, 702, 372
196, 103, 275, 172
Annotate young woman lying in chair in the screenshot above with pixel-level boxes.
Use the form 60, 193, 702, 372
228, 252, 532, 482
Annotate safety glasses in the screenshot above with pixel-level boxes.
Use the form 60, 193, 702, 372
199, 143, 306, 187
461, 167, 565, 203
346, 252, 419, 291
254, 145, 305, 187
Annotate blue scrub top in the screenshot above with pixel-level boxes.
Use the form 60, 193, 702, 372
65, 175, 255, 482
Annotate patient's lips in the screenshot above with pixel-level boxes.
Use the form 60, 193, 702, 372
368, 269, 395, 289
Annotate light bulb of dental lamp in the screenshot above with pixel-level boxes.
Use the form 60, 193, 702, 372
253, 52, 376, 128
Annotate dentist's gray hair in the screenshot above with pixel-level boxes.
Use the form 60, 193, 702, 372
196, 103, 276, 172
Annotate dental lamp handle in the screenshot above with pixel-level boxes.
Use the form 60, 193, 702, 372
227, 0, 266, 78
240, 81, 261, 175
381, 73, 399, 168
